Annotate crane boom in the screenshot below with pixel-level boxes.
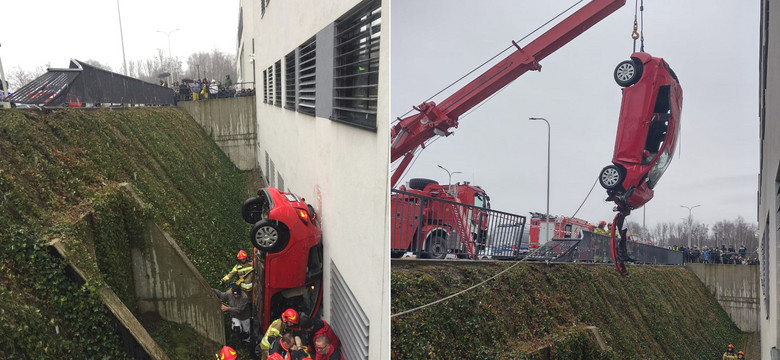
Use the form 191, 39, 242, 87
391, 0, 626, 187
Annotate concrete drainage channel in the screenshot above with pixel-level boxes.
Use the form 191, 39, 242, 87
46, 183, 225, 358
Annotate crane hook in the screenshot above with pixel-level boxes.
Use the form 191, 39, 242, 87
631, 22, 640, 40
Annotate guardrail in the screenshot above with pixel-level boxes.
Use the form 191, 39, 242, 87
524, 231, 683, 265
391, 189, 527, 260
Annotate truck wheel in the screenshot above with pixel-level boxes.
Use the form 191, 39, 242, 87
241, 197, 266, 224
599, 165, 623, 190
408, 178, 439, 190
250, 220, 289, 253
421, 234, 447, 259
614, 59, 643, 87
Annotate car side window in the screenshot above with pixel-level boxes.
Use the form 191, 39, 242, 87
643, 85, 672, 164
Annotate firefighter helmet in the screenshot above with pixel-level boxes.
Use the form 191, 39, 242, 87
728, 344, 734, 350
267, 354, 284, 360
282, 308, 299, 324
218, 345, 237, 360
236, 250, 248, 261
599, 221, 607, 227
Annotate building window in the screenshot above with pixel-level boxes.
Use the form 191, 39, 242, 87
262, 69, 268, 103
267, 66, 274, 105
332, 0, 381, 130
285, 51, 296, 110
298, 37, 316, 116
275, 60, 282, 107
330, 261, 369, 360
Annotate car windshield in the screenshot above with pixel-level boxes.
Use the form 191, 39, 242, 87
647, 149, 671, 189
474, 193, 488, 208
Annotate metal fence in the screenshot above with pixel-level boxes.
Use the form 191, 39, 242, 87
391, 189, 526, 260
9, 60, 175, 107
524, 231, 684, 265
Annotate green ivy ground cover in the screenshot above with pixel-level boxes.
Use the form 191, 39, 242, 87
0, 108, 257, 358
391, 261, 743, 359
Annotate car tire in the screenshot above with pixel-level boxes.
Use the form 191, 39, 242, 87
420, 234, 448, 259
250, 220, 290, 253
241, 197, 266, 224
599, 165, 624, 190
614, 59, 643, 87
408, 178, 439, 191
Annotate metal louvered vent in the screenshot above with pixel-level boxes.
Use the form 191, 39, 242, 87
332, 0, 381, 130
330, 261, 369, 360
298, 37, 316, 116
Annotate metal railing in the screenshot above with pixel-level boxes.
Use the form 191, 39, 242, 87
391, 189, 526, 260
175, 81, 256, 101
524, 231, 684, 265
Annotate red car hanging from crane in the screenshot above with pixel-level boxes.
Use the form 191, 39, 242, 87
599, 51, 683, 276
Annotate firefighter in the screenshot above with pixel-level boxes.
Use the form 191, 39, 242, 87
216, 345, 238, 360
269, 333, 310, 360
594, 221, 608, 235
737, 350, 745, 359
221, 250, 254, 292
723, 344, 738, 360
260, 308, 299, 359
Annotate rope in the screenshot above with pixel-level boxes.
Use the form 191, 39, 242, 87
391, 260, 524, 318
570, 175, 599, 219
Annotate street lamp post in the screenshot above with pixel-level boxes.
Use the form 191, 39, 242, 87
680, 204, 701, 248
157, 28, 180, 83
529, 117, 551, 244
116, 0, 128, 76
437, 165, 462, 186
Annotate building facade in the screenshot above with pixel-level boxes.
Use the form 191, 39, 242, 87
759, 1, 780, 358
236, 1, 389, 359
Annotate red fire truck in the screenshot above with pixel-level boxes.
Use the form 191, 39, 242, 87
527, 212, 596, 248
391, 179, 490, 259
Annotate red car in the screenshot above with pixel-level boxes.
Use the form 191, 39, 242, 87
599, 52, 683, 209
241, 187, 323, 350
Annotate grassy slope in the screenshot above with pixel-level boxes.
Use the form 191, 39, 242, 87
0, 108, 255, 357
392, 261, 743, 359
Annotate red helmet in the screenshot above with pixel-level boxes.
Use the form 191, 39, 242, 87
237, 250, 248, 261
267, 354, 284, 360
218, 346, 237, 360
282, 308, 299, 324
738, 351, 744, 355
599, 221, 607, 227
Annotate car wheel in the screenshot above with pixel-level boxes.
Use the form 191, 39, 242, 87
599, 165, 624, 190
241, 197, 267, 224
420, 234, 448, 259
614, 59, 643, 87
250, 220, 290, 253
408, 178, 439, 191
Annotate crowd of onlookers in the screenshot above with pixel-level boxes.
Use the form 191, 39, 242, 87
169, 75, 255, 101
670, 244, 759, 265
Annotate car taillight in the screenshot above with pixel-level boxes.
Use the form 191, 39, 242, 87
297, 208, 309, 224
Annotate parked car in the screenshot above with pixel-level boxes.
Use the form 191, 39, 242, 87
241, 187, 323, 353
599, 52, 683, 209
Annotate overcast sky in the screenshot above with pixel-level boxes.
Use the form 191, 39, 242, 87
392, 0, 760, 230
1, 0, 239, 76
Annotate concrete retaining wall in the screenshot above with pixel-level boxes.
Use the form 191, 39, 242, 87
178, 97, 257, 170
687, 263, 760, 332
132, 220, 226, 344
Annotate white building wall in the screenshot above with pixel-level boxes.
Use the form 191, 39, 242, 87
759, 1, 780, 358
245, 1, 389, 359
236, 0, 257, 88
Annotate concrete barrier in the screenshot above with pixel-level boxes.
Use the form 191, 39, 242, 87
121, 184, 226, 344
687, 263, 760, 332
178, 97, 257, 170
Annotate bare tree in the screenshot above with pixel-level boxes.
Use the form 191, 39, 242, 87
81, 59, 113, 72
185, 49, 237, 84
6, 65, 47, 91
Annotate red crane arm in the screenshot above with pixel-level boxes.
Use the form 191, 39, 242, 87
391, 0, 625, 187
